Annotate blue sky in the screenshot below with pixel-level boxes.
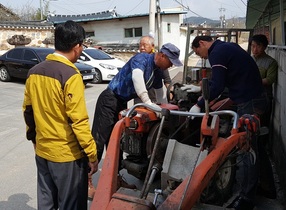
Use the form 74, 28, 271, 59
2, 0, 247, 20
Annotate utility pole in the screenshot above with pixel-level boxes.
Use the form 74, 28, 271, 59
156, 0, 162, 48
219, 7, 226, 28
40, 0, 57, 20
40, 0, 43, 20
149, 0, 156, 37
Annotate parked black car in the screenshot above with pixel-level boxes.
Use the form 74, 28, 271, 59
0, 47, 96, 85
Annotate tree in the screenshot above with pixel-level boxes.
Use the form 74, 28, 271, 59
7, 0, 53, 21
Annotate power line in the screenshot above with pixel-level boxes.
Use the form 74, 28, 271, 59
173, 0, 204, 17
122, 0, 146, 15
240, 0, 247, 7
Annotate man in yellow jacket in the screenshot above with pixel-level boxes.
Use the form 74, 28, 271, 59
23, 20, 98, 210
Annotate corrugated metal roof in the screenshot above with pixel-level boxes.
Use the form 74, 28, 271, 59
246, 0, 285, 29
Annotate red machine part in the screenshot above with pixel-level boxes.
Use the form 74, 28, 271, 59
91, 105, 260, 209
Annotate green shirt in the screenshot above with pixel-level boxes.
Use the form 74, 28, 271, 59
253, 53, 278, 97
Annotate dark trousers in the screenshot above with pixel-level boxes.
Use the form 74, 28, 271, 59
236, 93, 268, 200
91, 88, 127, 163
258, 97, 276, 194
36, 155, 88, 210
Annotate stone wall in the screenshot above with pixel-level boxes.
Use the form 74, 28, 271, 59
0, 22, 54, 51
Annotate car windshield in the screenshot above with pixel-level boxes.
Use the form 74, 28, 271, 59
84, 49, 113, 60
37, 49, 55, 61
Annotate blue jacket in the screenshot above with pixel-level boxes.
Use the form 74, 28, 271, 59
108, 53, 163, 101
197, 40, 264, 108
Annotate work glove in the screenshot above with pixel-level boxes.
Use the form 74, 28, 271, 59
139, 91, 162, 118
189, 104, 201, 119
180, 84, 201, 93
146, 102, 162, 118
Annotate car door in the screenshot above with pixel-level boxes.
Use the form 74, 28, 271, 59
5, 48, 24, 78
21, 49, 39, 79
7, 48, 39, 79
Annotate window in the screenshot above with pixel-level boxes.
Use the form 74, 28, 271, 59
7, 48, 22, 60
134, 28, 142, 37
79, 53, 90, 62
272, 27, 276, 45
125, 28, 133, 38
24, 50, 38, 62
124, 27, 142, 38
167, 23, 171, 33
284, 22, 286, 45
86, 32, 95, 37
83, 49, 111, 60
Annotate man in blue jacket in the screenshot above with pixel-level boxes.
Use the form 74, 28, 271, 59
91, 43, 182, 187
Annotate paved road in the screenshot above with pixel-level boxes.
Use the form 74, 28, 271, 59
0, 65, 284, 210
0, 78, 108, 209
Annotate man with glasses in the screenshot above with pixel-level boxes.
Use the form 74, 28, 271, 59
190, 36, 268, 210
23, 20, 98, 210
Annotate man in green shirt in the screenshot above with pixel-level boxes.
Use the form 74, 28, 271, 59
251, 34, 278, 199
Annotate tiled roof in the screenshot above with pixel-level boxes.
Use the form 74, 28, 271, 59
48, 9, 187, 24
48, 10, 118, 24
0, 21, 54, 29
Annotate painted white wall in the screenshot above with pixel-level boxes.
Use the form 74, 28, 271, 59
83, 16, 149, 45
80, 13, 187, 62
160, 14, 181, 46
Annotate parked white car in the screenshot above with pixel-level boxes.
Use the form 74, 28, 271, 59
78, 48, 126, 84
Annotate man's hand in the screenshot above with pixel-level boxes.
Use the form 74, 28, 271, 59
149, 102, 161, 110
189, 104, 201, 113
189, 104, 201, 119
88, 159, 99, 176
180, 84, 201, 93
149, 103, 162, 118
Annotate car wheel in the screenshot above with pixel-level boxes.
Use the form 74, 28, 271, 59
92, 69, 102, 84
0, 66, 11, 82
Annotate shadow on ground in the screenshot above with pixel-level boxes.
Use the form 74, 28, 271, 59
0, 193, 36, 210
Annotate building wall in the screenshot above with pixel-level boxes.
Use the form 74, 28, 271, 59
267, 47, 286, 200
249, 0, 286, 200
80, 14, 186, 61
266, 9, 286, 200
82, 15, 184, 47
0, 26, 54, 51
82, 16, 149, 45
270, 13, 286, 45
160, 14, 182, 48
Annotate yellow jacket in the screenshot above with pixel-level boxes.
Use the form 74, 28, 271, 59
23, 54, 97, 163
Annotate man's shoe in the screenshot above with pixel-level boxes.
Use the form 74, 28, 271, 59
117, 175, 137, 189
227, 196, 255, 210
256, 186, 277, 199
